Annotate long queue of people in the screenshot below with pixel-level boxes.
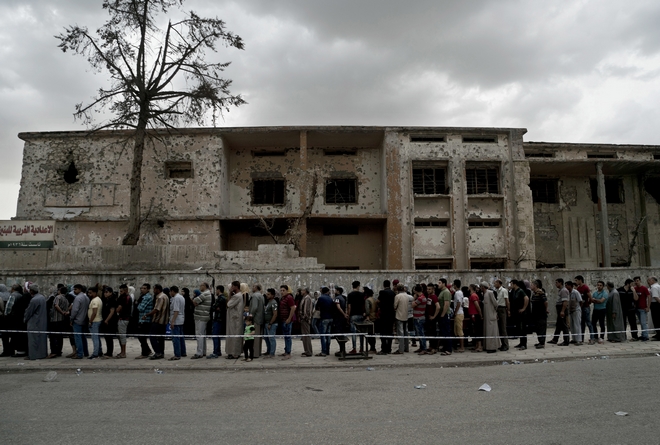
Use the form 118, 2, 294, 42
0, 275, 658, 361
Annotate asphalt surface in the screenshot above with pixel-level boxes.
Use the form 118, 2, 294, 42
1, 356, 659, 444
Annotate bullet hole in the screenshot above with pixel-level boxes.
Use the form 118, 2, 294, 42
157, 220, 165, 228
63, 161, 79, 184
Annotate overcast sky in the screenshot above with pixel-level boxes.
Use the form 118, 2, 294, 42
2, 0, 660, 220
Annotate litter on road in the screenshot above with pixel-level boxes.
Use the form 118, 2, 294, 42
478, 384, 492, 392
615, 412, 629, 416
43, 371, 57, 382
414, 384, 427, 389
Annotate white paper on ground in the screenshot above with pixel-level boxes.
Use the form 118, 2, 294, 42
478, 384, 492, 392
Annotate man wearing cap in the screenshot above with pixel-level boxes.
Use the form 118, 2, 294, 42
23, 284, 48, 360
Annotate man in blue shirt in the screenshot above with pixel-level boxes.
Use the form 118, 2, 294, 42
591, 281, 608, 345
315, 287, 334, 357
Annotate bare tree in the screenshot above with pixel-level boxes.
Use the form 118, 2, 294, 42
57, 0, 245, 244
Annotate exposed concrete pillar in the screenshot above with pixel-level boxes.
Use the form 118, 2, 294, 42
596, 162, 611, 267
384, 132, 404, 269
298, 130, 308, 257
450, 159, 469, 269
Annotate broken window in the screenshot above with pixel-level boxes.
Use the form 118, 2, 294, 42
252, 179, 286, 205
414, 220, 448, 227
530, 179, 559, 204
253, 149, 286, 157
466, 167, 500, 194
589, 178, 624, 204
525, 152, 554, 158
587, 153, 615, 159
412, 168, 448, 195
410, 135, 446, 143
462, 136, 498, 143
165, 161, 193, 179
323, 225, 359, 235
415, 260, 453, 270
323, 149, 357, 156
63, 161, 79, 184
470, 259, 505, 269
645, 178, 660, 203
325, 178, 357, 204
468, 220, 501, 227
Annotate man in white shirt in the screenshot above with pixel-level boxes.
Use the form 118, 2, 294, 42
452, 280, 465, 353
494, 280, 510, 351
648, 276, 660, 341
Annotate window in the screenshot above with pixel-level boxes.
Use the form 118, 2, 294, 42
323, 149, 357, 156
525, 152, 554, 158
587, 153, 615, 159
323, 225, 359, 235
412, 168, 448, 195
468, 220, 501, 227
325, 178, 357, 204
252, 179, 285, 205
462, 136, 497, 143
466, 167, 499, 194
63, 161, 79, 184
414, 220, 448, 227
589, 179, 624, 204
415, 260, 453, 270
165, 161, 193, 179
530, 179, 559, 204
410, 135, 446, 143
470, 259, 505, 269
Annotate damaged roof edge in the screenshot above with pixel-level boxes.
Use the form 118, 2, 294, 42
525, 141, 660, 150
17, 125, 528, 141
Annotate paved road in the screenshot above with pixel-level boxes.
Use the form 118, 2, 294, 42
1, 356, 659, 444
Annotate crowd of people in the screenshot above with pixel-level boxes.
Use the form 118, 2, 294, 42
0, 274, 658, 361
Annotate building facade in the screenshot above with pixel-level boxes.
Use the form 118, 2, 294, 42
7, 126, 660, 273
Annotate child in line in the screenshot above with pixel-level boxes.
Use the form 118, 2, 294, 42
243, 315, 255, 362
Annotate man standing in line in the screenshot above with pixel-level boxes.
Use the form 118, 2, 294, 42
332, 286, 348, 354
24, 284, 48, 360
299, 287, 314, 357
648, 276, 660, 340
47, 286, 70, 359
315, 287, 333, 357
87, 287, 103, 359
393, 283, 409, 355
346, 281, 365, 354
363, 287, 379, 354
115, 284, 132, 358
452, 280, 465, 353
575, 275, 595, 345
136, 284, 153, 359
511, 280, 529, 350
618, 279, 639, 341
633, 276, 651, 341
279, 285, 297, 360
191, 282, 212, 359
549, 279, 570, 346
169, 285, 186, 360
69, 284, 89, 359
494, 279, 510, 352
249, 284, 265, 357
412, 284, 428, 354
377, 280, 396, 355
263, 288, 279, 358
147, 284, 168, 360
208, 285, 227, 359
437, 279, 452, 355
566, 281, 583, 345
591, 281, 608, 344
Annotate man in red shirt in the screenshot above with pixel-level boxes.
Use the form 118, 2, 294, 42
633, 276, 651, 341
574, 276, 595, 344
278, 285, 297, 359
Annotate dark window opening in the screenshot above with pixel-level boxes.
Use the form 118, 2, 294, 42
525, 152, 554, 158
63, 161, 79, 184
325, 179, 357, 204
253, 150, 286, 157
589, 178, 624, 204
644, 178, 660, 203
530, 179, 559, 203
587, 153, 615, 159
415, 260, 453, 270
536, 262, 566, 269
326, 266, 360, 270
654, 154, 660, 160
165, 161, 193, 179
414, 220, 448, 227
323, 225, 359, 236
249, 219, 288, 237
470, 259, 505, 269
252, 179, 286, 205
463, 136, 497, 143
156, 220, 165, 228
410, 135, 446, 143
468, 220, 501, 227
466, 168, 500, 194
412, 168, 448, 195
323, 149, 357, 156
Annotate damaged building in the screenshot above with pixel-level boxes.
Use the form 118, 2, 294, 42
2, 126, 660, 281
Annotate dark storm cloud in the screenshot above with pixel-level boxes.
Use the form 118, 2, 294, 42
1, 0, 660, 219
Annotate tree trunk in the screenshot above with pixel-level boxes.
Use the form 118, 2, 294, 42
122, 118, 148, 245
